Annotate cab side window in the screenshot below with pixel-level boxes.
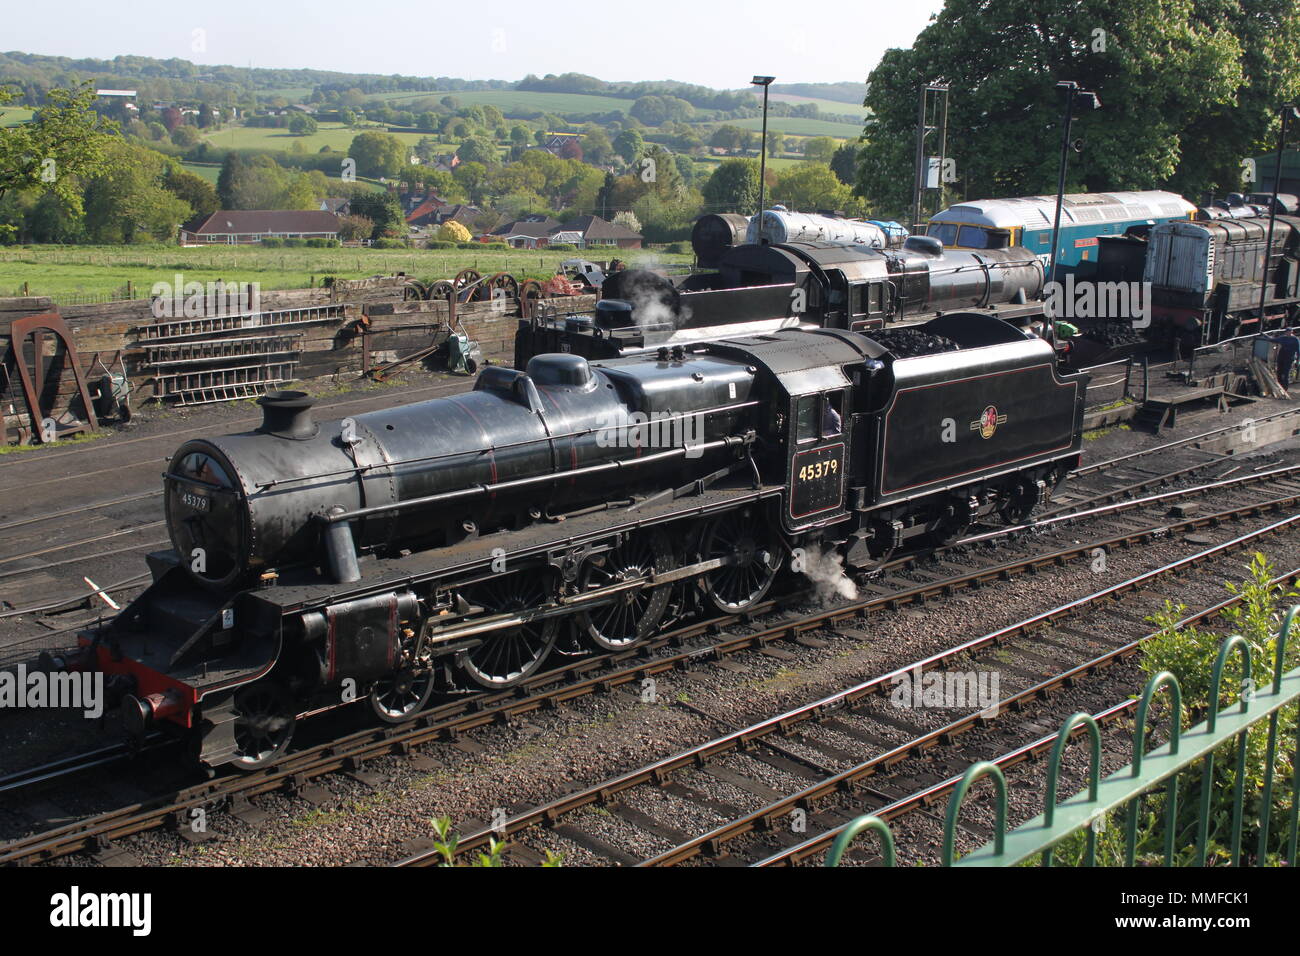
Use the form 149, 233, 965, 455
821, 390, 843, 437
795, 395, 819, 442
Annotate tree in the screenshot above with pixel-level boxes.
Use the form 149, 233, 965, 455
288, 114, 318, 136
216, 152, 244, 208
457, 135, 499, 167
830, 142, 860, 185
710, 125, 745, 151
348, 131, 407, 178
803, 136, 838, 165
0, 83, 120, 216
581, 126, 614, 165
856, 0, 1260, 217
83, 141, 192, 242
436, 220, 471, 242
630, 95, 695, 126
613, 128, 644, 165
170, 125, 201, 147
349, 191, 406, 238
775, 163, 859, 214
337, 213, 375, 241
702, 158, 760, 213
165, 164, 218, 221
612, 210, 642, 233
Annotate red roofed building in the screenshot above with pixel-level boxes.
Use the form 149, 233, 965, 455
180, 210, 341, 244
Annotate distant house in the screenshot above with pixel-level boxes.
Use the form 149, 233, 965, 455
405, 195, 447, 227
320, 197, 351, 216
180, 210, 341, 244
553, 214, 642, 250
534, 132, 582, 157
489, 215, 562, 249
485, 213, 642, 250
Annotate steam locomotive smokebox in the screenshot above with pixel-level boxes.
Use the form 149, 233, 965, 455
594, 298, 635, 329
257, 390, 318, 440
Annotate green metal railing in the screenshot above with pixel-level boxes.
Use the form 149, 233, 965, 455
827, 608, 1300, 867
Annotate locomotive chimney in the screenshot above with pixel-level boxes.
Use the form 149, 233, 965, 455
257, 390, 318, 440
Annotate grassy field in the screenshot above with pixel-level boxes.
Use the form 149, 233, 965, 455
729, 116, 863, 137
368, 88, 633, 115
200, 121, 437, 154
769, 93, 868, 118
0, 106, 34, 126
0, 244, 694, 299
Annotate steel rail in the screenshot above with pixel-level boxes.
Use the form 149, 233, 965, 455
397, 513, 1300, 866
6, 484, 1299, 866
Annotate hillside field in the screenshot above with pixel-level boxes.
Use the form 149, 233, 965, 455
729, 116, 863, 137
200, 121, 435, 154
368, 88, 634, 115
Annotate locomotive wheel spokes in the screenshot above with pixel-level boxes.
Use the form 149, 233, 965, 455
402, 280, 428, 301
702, 509, 781, 613
230, 683, 297, 770
459, 572, 559, 688
369, 665, 435, 723
428, 280, 456, 302
577, 531, 674, 650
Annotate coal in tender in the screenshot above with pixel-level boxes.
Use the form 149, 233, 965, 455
870, 328, 962, 357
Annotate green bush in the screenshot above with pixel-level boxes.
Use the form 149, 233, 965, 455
457, 241, 479, 249
282, 238, 306, 248
484, 243, 509, 250
372, 238, 408, 249
259, 237, 284, 248
548, 243, 577, 251
427, 240, 456, 249
305, 238, 340, 248
666, 241, 691, 254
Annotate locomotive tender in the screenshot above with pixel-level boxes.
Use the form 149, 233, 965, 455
77, 314, 1085, 770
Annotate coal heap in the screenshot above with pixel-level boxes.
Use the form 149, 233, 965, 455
871, 328, 961, 357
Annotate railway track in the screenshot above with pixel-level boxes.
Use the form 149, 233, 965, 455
4, 481, 1299, 866
396, 522, 1299, 867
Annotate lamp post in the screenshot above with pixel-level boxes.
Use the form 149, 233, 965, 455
1258, 104, 1299, 336
1047, 82, 1101, 289
752, 75, 775, 240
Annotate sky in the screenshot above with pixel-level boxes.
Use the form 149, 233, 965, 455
6, 0, 946, 89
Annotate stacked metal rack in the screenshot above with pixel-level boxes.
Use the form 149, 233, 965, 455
137, 304, 347, 405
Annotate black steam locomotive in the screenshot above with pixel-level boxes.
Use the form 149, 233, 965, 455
515, 234, 1047, 366
74, 313, 1084, 769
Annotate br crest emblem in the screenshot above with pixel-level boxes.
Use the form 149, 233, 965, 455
970, 404, 1007, 440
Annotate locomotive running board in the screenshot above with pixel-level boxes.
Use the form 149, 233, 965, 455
420, 555, 732, 646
